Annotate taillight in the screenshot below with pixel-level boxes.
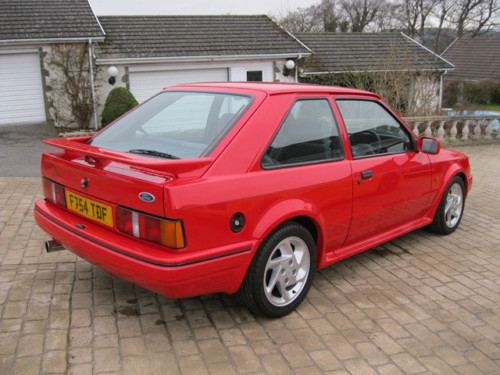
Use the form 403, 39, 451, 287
42, 178, 66, 207
116, 207, 185, 249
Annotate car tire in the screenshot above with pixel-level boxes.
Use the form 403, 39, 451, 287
427, 176, 465, 235
238, 221, 316, 318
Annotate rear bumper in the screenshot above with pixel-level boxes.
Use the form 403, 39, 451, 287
34, 200, 255, 298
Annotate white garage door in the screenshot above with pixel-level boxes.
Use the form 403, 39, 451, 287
129, 68, 228, 102
0, 53, 46, 126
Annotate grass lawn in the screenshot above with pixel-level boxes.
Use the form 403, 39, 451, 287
473, 104, 500, 113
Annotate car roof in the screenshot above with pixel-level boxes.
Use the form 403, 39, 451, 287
166, 81, 380, 99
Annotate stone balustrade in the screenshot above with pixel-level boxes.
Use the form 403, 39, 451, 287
403, 115, 498, 144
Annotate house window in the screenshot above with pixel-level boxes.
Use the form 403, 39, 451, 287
247, 71, 263, 81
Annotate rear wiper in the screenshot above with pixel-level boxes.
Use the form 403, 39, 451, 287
128, 149, 180, 159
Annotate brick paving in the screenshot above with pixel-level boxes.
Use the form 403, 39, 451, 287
1, 144, 499, 375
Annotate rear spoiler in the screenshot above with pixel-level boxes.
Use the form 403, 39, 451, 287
44, 137, 212, 178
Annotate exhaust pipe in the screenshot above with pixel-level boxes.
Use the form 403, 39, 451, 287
45, 239, 65, 253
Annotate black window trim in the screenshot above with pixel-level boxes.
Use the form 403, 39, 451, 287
260, 97, 345, 170
333, 97, 418, 159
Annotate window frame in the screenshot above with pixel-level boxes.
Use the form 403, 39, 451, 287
260, 97, 345, 170
334, 98, 417, 159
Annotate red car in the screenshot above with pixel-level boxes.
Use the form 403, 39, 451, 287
35, 83, 472, 317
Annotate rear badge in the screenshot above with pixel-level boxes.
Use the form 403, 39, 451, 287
139, 192, 155, 203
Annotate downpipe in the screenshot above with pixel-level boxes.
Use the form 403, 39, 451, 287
45, 239, 65, 253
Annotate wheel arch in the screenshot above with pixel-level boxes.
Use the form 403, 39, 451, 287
251, 200, 325, 269
455, 171, 470, 196
427, 164, 469, 224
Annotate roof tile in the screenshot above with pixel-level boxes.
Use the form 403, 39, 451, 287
97, 15, 310, 59
0, 0, 104, 41
442, 37, 500, 81
296, 32, 452, 73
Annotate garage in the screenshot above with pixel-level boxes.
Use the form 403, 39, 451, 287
0, 52, 46, 126
129, 68, 229, 102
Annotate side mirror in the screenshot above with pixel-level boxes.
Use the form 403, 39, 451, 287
419, 137, 440, 154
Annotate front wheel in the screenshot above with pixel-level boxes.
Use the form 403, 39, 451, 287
238, 222, 316, 318
427, 176, 466, 235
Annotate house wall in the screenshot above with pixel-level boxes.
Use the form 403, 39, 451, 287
0, 42, 104, 129
408, 75, 441, 116
39, 42, 102, 129
40, 44, 71, 128
2, 41, 297, 130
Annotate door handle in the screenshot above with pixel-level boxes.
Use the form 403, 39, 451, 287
361, 170, 373, 179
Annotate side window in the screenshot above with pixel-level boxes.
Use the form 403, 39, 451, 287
261, 99, 343, 168
336, 99, 413, 158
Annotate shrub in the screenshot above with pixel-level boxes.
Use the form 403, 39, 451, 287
443, 81, 461, 108
443, 79, 500, 107
493, 84, 500, 104
463, 79, 498, 105
101, 87, 138, 127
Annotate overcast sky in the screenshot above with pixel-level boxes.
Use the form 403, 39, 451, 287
88, 0, 319, 17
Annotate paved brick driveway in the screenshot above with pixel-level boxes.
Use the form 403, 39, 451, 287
0, 145, 499, 375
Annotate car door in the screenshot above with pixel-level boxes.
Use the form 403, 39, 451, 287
335, 99, 432, 246
261, 98, 353, 251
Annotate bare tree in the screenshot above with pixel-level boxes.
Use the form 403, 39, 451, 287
339, 0, 385, 32
277, 6, 320, 33
385, 0, 499, 51
373, 1, 401, 31
276, 0, 500, 52
317, 0, 345, 32
399, 0, 440, 41
432, 0, 455, 52
450, 0, 500, 37
276, 0, 350, 33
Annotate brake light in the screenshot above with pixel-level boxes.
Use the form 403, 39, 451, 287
42, 178, 66, 207
116, 207, 185, 249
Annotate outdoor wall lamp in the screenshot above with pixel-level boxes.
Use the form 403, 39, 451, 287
283, 59, 296, 77
107, 66, 118, 85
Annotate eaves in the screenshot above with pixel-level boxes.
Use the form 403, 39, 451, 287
0, 36, 106, 47
301, 67, 454, 75
96, 52, 311, 65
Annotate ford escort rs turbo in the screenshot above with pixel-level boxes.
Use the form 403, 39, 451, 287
35, 83, 471, 317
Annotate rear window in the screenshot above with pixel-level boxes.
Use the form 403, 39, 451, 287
90, 91, 253, 159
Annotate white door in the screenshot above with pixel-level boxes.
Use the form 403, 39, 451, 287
129, 68, 228, 102
0, 53, 46, 126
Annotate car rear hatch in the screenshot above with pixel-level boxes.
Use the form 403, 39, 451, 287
41, 136, 212, 225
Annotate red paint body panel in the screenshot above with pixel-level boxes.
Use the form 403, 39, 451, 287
34, 82, 472, 300
35, 200, 255, 297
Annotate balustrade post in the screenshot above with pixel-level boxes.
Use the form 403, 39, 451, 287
424, 121, 433, 136
450, 120, 458, 140
437, 120, 445, 140
413, 122, 420, 137
473, 121, 481, 139
485, 119, 493, 140
461, 120, 470, 140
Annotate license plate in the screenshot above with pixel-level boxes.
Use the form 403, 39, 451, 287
65, 190, 113, 227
